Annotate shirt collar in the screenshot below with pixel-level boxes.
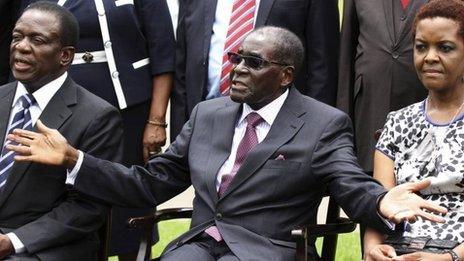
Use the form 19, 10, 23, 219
13, 72, 68, 110
239, 88, 289, 126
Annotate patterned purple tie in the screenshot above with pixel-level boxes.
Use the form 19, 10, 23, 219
218, 112, 264, 196
205, 112, 264, 241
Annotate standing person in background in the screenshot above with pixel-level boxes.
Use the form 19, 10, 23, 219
337, 0, 428, 174
0, 0, 21, 85
170, 0, 340, 140
18, 0, 175, 260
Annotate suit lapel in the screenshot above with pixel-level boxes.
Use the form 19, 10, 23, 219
382, 0, 395, 46
0, 77, 75, 206
205, 100, 240, 204
0, 83, 17, 148
255, 0, 276, 27
219, 88, 305, 200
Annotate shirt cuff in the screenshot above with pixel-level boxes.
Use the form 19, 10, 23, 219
376, 192, 396, 230
66, 150, 84, 186
378, 212, 396, 230
6, 233, 26, 254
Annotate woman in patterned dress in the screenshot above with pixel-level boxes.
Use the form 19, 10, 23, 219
364, 0, 464, 260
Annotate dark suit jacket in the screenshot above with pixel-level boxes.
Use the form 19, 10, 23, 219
170, 0, 340, 140
336, 0, 428, 171
0, 77, 123, 260
74, 87, 390, 260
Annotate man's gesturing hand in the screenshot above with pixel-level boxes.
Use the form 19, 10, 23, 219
379, 179, 447, 224
6, 120, 78, 169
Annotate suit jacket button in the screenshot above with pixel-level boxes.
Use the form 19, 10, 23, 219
392, 53, 399, 59
216, 213, 223, 220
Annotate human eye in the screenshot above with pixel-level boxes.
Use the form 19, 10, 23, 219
11, 33, 23, 42
439, 43, 455, 53
414, 42, 427, 53
32, 36, 47, 45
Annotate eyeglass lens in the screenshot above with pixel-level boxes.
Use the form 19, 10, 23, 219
228, 52, 264, 69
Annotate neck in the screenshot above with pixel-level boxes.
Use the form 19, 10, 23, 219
427, 87, 464, 124
428, 84, 464, 109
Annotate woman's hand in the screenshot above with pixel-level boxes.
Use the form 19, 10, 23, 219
142, 122, 166, 163
393, 251, 452, 261
365, 244, 397, 261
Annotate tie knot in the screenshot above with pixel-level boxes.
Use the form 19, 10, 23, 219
246, 112, 264, 128
18, 94, 36, 109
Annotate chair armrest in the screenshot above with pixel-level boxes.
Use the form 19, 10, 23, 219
304, 217, 356, 237
128, 208, 193, 261
127, 207, 193, 229
292, 218, 357, 261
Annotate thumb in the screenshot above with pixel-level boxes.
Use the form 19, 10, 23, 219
36, 120, 53, 134
385, 246, 397, 258
409, 178, 431, 192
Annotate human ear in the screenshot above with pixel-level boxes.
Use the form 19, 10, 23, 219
280, 66, 295, 87
60, 46, 75, 67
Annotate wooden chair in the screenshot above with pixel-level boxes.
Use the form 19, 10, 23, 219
98, 208, 112, 261
128, 198, 356, 261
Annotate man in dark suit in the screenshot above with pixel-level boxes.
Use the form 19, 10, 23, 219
170, 0, 340, 140
8, 27, 446, 260
0, 2, 123, 260
337, 0, 428, 173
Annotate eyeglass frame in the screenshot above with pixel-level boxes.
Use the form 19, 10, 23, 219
227, 51, 291, 70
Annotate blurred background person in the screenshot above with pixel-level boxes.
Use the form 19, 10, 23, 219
364, 0, 464, 260
337, 0, 428, 174
0, 0, 21, 85
170, 0, 340, 140
18, 0, 175, 260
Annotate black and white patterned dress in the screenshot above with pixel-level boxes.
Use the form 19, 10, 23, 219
377, 100, 464, 242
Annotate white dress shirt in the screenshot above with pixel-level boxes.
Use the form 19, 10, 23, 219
4, 72, 67, 254
215, 89, 288, 189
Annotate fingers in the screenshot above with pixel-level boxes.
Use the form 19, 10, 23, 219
6, 143, 30, 156
415, 208, 445, 223
9, 128, 39, 140
142, 146, 149, 164
419, 200, 448, 216
6, 134, 34, 147
407, 178, 431, 191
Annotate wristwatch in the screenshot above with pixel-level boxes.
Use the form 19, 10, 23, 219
447, 249, 460, 261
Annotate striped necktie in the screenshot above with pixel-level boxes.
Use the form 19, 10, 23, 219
0, 94, 36, 187
401, 0, 410, 9
219, 0, 256, 95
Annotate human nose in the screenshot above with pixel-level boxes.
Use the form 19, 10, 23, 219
13, 38, 32, 53
233, 57, 248, 73
424, 48, 439, 63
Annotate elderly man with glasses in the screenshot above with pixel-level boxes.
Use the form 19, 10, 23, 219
7, 26, 447, 261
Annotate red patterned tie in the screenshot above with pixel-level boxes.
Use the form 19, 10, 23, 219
401, 0, 410, 9
219, 0, 256, 95
205, 112, 264, 241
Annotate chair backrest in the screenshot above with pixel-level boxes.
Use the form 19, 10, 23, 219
292, 195, 357, 261
98, 208, 112, 261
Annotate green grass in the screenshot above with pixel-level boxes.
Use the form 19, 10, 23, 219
110, 220, 361, 260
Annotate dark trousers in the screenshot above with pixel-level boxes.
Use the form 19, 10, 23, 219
161, 233, 239, 261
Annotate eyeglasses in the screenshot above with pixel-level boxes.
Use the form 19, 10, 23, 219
227, 52, 289, 70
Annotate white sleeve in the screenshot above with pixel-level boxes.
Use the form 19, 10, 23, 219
65, 150, 84, 185
6, 233, 26, 254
